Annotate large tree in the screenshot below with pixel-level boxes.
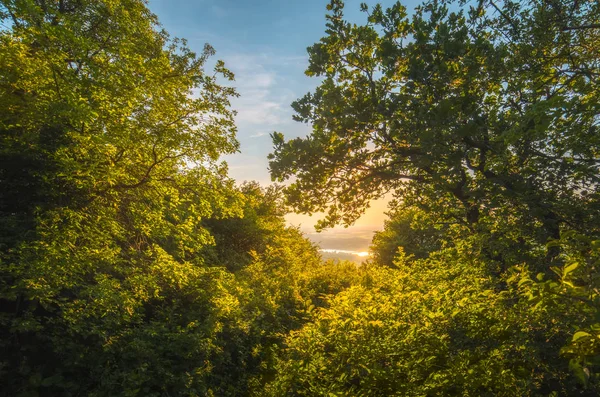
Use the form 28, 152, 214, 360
0, 0, 243, 394
269, 0, 600, 263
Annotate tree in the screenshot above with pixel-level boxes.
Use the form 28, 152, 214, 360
269, 0, 600, 267
266, 244, 596, 396
202, 182, 289, 272
513, 233, 600, 389
370, 205, 443, 267
267, 2, 600, 392
0, 0, 243, 394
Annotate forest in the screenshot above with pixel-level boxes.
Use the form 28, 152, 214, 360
1, 0, 599, 395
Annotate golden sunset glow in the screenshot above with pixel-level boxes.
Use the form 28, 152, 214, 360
2, 0, 597, 395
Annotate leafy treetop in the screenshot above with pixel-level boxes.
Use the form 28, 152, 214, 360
269, 0, 600, 251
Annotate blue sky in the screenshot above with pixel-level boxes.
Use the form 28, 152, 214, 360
148, 0, 420, 248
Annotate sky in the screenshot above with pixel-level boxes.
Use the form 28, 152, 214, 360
147, 0, 420, 253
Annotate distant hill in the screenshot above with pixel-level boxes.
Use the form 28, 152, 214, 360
319, 249, 369, 263
295, 225, 381, 263
302, 225, 379, 250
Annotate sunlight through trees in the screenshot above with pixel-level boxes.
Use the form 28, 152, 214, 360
1, 0, 599, 395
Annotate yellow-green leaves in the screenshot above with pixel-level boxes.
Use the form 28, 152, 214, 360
0, 0, 245, 395
268, 246, 542, 395
269, 0, 600, 269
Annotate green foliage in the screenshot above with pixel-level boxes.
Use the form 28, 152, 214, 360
230, 232, 361, 393
266, 3, 600, 391
512, 233, 600, 390
0, 0, 244, 394
269, 0, 600, 260
268, 243, 596, 395
370, 206, 443, 267
202, 182, 289, 272
2, 0, 600, 395
0, 1, 359, 394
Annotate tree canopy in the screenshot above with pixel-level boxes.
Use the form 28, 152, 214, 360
0, 0, 256, 394
269, 0, 600, 259
266, 0, 600, 393
2, 0, 600, 395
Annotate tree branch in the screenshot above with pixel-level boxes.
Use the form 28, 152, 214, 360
561, 23, 600, 31
489, 0, 518, 32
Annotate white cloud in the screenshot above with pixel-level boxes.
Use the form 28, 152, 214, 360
249, 132, 268, 138
212, 52, 317, 186
235, 99, 282, 125
223, 54, 290, 128
247, 72, 275, 89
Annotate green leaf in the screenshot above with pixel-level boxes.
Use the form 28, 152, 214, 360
569, 360, 590, 388
563, 262, 579, 278
573, 331, 591, 342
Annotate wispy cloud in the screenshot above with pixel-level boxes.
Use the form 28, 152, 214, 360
217, 51, 311, 185
249, 132, 268, 138
224, 54, 290, 128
